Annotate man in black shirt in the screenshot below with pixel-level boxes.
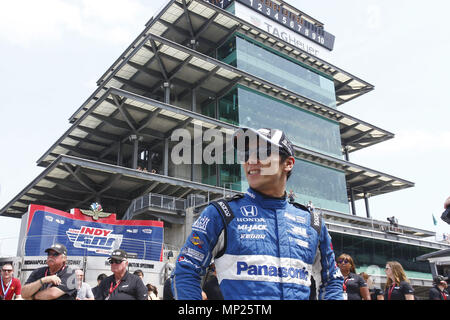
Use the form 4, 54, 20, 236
21, 243, 77, 300
429, 276, 449, 300
163, 276, 174, 300
92, 273, 107, 298
95, 249, 148, 300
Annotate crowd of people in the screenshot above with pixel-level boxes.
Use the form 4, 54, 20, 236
168, 128, 450, 300
334, 253, 435, 300
2, 245, 164, 300
136, 166, 157, 174
1, 128, 448, 301
2, 249, 448, 300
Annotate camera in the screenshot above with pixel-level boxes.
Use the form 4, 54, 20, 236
441, 207, 450, 225
387, 216, 398, 227
433, 275, 448, 285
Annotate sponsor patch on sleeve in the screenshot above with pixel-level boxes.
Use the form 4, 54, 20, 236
181, 247, 205, 262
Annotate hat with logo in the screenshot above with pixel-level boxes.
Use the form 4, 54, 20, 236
109, 249, 128, 262
232, 127, 294, 157
433, 275, 448, 284
45, 243, 67, 256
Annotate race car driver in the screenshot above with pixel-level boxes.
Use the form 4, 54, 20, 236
171, 127, 344, 300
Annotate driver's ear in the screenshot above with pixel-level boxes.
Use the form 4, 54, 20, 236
283, 156, 295, 173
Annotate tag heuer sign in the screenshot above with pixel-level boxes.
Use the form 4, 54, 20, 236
81, 202, 112, 220
206, 0, 335, 51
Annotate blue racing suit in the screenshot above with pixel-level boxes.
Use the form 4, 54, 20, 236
172, 188, 344, 300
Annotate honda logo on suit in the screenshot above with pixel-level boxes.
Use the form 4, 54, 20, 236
240, 206, 258, 217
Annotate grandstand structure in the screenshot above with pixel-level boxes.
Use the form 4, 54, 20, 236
2, 0, 449, 298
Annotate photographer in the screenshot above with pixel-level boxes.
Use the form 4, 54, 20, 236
429, 276, 449, 300
387, 216, 398, 227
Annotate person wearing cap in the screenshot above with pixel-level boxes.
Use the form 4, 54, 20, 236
22, 243, 77, 300
429, 275, 449, 300
95, 249, 148, 300
171, 127, 343, 300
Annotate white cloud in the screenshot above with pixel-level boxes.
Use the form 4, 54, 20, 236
370, 129, 450, 153
366, 4, 382, 30
75, 0, 156, 44
0, 0, 158, 47
0, 0, 79, 46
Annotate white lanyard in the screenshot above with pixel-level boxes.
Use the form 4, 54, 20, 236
1, 277, 12, 297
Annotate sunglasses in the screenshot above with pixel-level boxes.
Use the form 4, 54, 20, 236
1, 269, 13, 272
238, 146, 288, 163
47, 252, 61, 257
109, 259, 124, 265
237, 147, 272, 162
337, 259, 350, 264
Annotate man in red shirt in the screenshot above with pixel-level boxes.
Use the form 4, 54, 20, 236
1, 263, 22, 300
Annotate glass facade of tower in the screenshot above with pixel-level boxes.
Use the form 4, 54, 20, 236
217, 35, 337, 109
208, 86, 342, 157
201, 33, 349, 213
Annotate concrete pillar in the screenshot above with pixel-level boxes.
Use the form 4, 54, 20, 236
190, 142, 195, 182
216, 164, 220, 187
129, 135, 140, 169
148, 151, 153, 172
116, 141, 122, 166
344, 146, 350, 161
214, 98, 219, 119
350, 188, 356, 216
191, 88, 197, 113
364, 193, 371, 218
164, 82, 170, 104
163, 138, 169, 176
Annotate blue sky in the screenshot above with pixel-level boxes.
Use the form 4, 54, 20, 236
1, 0, 449, 256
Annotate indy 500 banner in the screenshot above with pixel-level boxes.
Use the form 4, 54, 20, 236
23, 204, 164, 261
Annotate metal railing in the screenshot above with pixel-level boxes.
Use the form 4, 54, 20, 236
380, 225, 404, 234
222, 182, 241, 198
124, 193, 187, 220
